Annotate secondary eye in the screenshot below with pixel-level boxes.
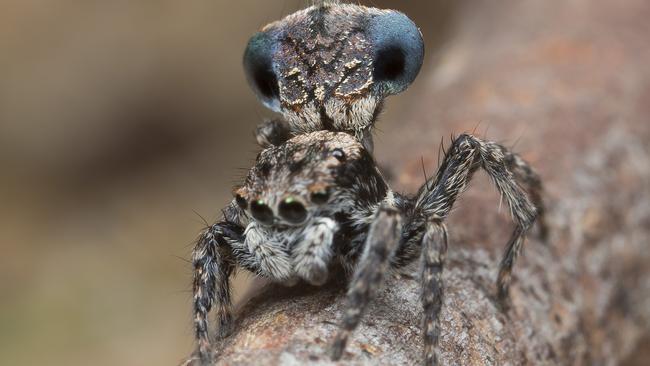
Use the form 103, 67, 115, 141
278, 197, 307, 224
332, 148, 346, 162
368, 12, 424, 94
243, 32, 280, 111
235, 193, 248, 210
310, 189, 330, 204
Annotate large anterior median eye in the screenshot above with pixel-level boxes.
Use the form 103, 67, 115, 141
250, 199, 274, 225
243, 32, 280, 111
368, 12, 424, 95
278, 197, 307, 224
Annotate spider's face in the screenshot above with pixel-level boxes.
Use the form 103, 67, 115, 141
235, 131, 378, 227
243, 3, 424, 135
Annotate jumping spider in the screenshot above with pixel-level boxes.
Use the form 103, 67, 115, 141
190, 130, 544, 364
243, 2, 425, 151
187, 1, 547, 364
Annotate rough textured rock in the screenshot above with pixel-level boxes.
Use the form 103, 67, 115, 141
202, 0, 650, 364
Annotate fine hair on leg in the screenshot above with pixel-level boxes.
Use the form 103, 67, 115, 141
502, 150, 548, 240
191, 223, 239, 364
420, 219, 448, 365
415, 133, 537, 302
330, 206, 403, 360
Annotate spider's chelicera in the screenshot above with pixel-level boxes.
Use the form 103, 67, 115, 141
191, 130, 545, 364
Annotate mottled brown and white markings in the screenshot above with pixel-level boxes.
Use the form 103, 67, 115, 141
186, 1, 545, 366
243, 1, 424, 150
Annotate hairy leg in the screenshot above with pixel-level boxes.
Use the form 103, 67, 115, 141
415, 133, 538, 301
420, 219, 448, 365
330, 206, 402, 360
502, 150, 548, 240
190, 215, 297, 365
191, 222, 241, 364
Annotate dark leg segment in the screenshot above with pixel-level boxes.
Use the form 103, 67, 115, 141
415, 134, 538, 301
330, 206, 403, 360
496, 225, 526, 300
502, 150, 548, 240
420, 219, 448, 366
191, 223, 237, 365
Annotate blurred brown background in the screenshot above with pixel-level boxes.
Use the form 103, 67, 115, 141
0, 1, 455, 365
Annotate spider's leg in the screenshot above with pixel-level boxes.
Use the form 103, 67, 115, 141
255, 118, 291, 147
330, 206, 402, 360
503, 150, 548, 240
420, 219, 448, 365
416, 134, 538, 301
191, 221, 244, 365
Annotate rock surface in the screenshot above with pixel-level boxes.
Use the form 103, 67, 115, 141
200, 0, 650, 364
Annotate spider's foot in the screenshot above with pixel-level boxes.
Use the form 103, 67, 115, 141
496, 295, 512, 313
330, 330, 350, 361
496, 270, 514, 312
424, 351, 440, 366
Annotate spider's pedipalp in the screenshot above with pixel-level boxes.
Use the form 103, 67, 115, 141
293, 217, 338, 286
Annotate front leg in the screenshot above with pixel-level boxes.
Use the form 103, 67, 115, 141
331, 206, 402, 360
293, 217, 338, 285
191, 221, 242, 365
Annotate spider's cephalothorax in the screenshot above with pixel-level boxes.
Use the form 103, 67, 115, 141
244, 2, 424, 150
190, 131, 545, 365
230, 131, 389, 285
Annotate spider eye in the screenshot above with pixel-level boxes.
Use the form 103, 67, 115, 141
332, 148, 346, 162
310, 189, 330, 204
368, 12, 424, 95
243, 32, 280, 111
235, 194, 248, 210
250, 199, 274, 225
278, 197, 307, 224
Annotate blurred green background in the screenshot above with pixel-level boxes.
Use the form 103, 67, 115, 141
0, 1, 454, 365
